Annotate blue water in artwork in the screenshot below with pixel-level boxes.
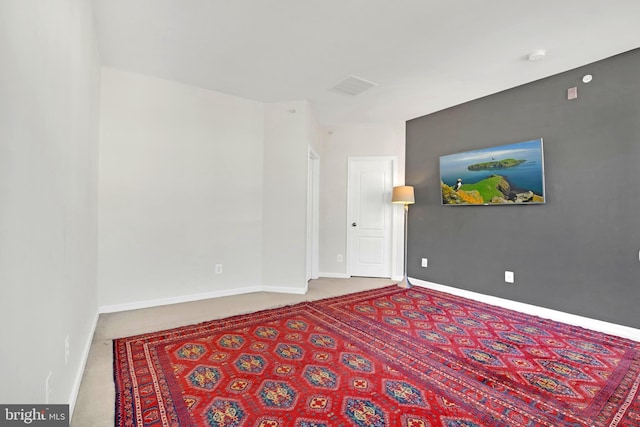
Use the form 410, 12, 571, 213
440, 139, 545, 195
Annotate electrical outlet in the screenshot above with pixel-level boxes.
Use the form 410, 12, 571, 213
215, 264, 223, 274
421, 258, 428, 268
505, 271, 515, 284
337, 254, 343, 263
64, 335, 70, 365
45, 371, 53, 404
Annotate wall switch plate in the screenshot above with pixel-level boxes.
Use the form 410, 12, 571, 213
337, 254, 343, 263
421, 258, 428, 268
505, 271, 515, 284
215, 264, 223, 274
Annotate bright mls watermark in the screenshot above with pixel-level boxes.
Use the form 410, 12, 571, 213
0, 405, 68, 426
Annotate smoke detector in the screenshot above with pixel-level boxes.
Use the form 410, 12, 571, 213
528, 49, 547, 62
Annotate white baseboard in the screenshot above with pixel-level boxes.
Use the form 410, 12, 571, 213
318, 272, 351, 279
99, 286, 263, 313
410, 278, 640, 342
69, 309, 99, 420
319, 273, 401, 281
98, 283, 312, 314
262, 283, 309, 294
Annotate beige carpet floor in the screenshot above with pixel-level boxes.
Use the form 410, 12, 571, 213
70, 277, 394, 426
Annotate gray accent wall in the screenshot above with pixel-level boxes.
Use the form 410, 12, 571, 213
406, 49, 640, 328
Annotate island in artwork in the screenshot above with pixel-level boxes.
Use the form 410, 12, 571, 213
467, 158, 526, 171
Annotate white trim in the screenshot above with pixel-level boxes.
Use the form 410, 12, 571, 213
99, 286, 262, 313
307, 147, 320, 281
410, 277, 640, 342
262, 283, 309, 295
346, 156, 398, 278
391, 275, 404, 282
319, 272, 351, 279
69, 310, 99, 420
98, 284, 314, 314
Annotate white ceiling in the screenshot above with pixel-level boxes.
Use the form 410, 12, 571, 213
91, 0, 640, 126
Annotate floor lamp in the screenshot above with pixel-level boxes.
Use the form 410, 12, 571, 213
392, 185, 415, 289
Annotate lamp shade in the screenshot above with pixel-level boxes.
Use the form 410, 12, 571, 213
391, 186, 415, 204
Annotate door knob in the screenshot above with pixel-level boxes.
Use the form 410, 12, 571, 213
352, 223, 357, 227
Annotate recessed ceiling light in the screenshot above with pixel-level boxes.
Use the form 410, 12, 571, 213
582, 74, 593, 83
528, 49, 547, 62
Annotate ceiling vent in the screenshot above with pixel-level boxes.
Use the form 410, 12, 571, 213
329, 75, 378, 96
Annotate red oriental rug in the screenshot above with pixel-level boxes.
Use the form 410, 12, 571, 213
114, 285, 640, 427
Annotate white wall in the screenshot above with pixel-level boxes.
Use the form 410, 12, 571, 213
0, 0, 100, 406
319, 122, 406, 278
0, 1, 396, 408
98, 68, 265, 309
262, 101, 313, 292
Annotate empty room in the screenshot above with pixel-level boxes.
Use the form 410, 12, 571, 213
1, 1, 639, 426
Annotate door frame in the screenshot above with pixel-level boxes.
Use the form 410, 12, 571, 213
307, 147, 320, 281
346, 156, 399, 278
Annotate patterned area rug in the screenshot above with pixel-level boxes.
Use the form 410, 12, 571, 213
114, 286, 640, 426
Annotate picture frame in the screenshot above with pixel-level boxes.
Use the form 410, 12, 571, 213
440, 138, 545, 206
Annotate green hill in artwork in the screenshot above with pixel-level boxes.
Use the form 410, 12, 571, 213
442, 174, 544, 205
467, 158, 525, 171
461, 175, 509, 202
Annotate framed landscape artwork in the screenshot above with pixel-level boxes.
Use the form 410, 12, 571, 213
440, 138, 546, 206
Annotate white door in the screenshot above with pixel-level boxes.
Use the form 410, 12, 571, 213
347, 157, 395, 278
